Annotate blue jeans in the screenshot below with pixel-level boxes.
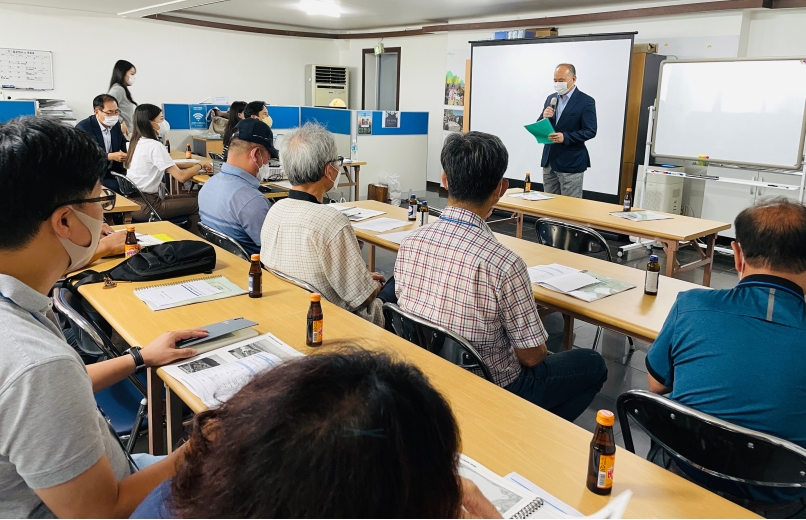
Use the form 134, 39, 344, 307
505, 349, 607, 422
131, 453, 165, 470
378, 275, 397, 304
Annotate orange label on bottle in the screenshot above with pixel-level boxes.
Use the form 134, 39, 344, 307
124, 244, 140, 258
310, 319, 323, 343
596, 454, 615, 489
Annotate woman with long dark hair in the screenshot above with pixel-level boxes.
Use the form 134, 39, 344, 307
125, 104, 206, 223
222, 100, 246, 151
131, 350, 499, 518
107, 60, 137, 136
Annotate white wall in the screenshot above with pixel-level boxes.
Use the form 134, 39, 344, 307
0, 3, 339, 121
746, 10, 806, 57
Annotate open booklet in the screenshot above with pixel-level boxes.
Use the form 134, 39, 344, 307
329, 204, 386, 222
161, 332, 303, 408
459, 455, 632, 519
527, 264, 635, 302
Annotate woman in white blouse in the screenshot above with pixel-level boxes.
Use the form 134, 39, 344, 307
124, 104, 207, 222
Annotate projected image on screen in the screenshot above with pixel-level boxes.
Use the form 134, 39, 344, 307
470, 36, 633, 197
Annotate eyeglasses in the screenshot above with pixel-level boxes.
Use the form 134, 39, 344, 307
57, 188, 117, 212
326, 156, 344, 169
98, 109, 121, 116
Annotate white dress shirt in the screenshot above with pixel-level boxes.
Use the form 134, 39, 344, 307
96, 117, 112, 153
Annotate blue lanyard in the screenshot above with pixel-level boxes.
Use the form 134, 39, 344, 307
439, 216, 479, 229
736, 281, 805, 302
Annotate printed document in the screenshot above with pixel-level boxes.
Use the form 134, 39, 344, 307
353, 217, 410, 232
528, 264, 634, 302
609, 210, 672, 222
376, 230, 413, 245
509, 192, 554, 201
329, 205, 386, 222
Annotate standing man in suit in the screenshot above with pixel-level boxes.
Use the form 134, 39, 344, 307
75, 94, 128, 193
538, 64, 597, 198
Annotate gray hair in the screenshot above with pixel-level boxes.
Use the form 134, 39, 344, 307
556, 63, 576, 76
281, 123, 338, 185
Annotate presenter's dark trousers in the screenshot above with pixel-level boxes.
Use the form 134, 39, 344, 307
543, 167, 584, 198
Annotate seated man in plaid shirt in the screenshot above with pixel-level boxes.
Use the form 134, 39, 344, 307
394, 132, 607, 421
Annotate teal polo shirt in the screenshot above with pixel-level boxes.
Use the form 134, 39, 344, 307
647, 274, 806, 503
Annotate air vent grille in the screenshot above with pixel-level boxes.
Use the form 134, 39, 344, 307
315, 66, 347, 85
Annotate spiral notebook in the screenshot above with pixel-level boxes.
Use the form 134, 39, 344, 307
458, 455, 631, 519
134, 275, 247, 311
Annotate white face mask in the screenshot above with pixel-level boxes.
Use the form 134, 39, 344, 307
101, 114, 119, 127
158, 119, 170, 138
252, 150, 271, 180
58, 206, 103, 271
127, 74, 136, 86
554, 81, 570, 96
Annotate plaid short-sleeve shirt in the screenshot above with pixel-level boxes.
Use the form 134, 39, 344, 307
394, 206, 548, 387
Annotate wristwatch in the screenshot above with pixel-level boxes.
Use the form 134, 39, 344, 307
125, 346, 147, 374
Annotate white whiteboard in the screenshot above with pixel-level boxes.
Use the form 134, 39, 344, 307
470, 36, 633, 196
652, 59, 806, 169
0, 48, 54, 91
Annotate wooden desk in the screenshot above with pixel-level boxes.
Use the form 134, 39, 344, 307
80, 222, 753, 519
108, 193, 141, 224
191, 174, 289, 200
191, 135, 223, 158
342, 200, 703, 350
169, 150, 213, 196
338, 161, 366, 202
495, 188, 731, 287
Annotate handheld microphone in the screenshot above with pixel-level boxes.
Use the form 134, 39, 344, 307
550, 97, 557, 108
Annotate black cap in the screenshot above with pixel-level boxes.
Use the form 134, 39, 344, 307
232, 118, 279, 159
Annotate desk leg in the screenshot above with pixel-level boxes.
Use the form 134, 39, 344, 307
664, 241, 678, 279
123, 212, 132, 225
516, 213, 524, 239
353, 165, 360, 202
702, 233, 716, 287
562, 314, 574, 351
368, 244, 376, 272
165, 387, 184, 454
146, 368, 165, 455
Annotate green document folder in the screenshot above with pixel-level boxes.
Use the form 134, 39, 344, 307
525, 119, 555, 145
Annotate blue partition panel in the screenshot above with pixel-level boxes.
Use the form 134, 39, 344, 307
301, 106, 351, 135
370, 111, 429, 136
0, 100, 37, 123
267, 106, 301, 129
163, 104, 190, 130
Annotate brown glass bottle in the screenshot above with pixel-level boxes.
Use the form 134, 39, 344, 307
248, 254, 262, 298
524, 173, 531, 193
165, 138, 171, 153
623, 188, 632, 212
586, 410, 616, 495
645, 255, 660, 296
124, 225, 140, 258
306, 293, 323, 347
185, 143, 192, 159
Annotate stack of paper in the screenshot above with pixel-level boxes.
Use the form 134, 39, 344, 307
528, 264, 635, 302
509, 192, 554, 201
353, 217, 410, 232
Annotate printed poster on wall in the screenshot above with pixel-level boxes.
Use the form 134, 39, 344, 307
382, 111, 400, 129
358, 111, 372, 134
445, 48, 470, 107
189, 105, 207, 130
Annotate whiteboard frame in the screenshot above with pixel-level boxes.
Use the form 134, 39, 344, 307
0, 48, 54, 91
651, 57, 806, 170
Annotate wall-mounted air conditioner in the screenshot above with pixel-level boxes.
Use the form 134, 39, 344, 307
305, 65, 349, 108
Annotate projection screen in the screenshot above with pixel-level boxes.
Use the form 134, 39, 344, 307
470, 33, 634, 198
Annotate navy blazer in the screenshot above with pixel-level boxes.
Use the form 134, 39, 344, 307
538, 89, 597, 174
75, 115, 128, 174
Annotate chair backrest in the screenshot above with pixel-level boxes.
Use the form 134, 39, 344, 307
267, 267, 320, 294
617, 389, 806, 487
208, 153, 224, 174
382, 303, 494, 383
197, 222, 250, 261
111, 173, 161, 222
535, 218, 612, 262
52, 288, 147, 397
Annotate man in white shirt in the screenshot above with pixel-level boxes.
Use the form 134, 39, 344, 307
259, 123, 396, 327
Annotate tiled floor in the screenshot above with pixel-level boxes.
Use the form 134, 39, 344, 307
369, 187, 740, 458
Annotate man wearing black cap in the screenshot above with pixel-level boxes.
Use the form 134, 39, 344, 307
198, 119, 278, 255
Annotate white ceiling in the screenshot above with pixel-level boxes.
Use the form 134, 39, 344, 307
4, 0, 685, 32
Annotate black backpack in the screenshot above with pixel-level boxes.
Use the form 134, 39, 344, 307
66, 240, 216, 290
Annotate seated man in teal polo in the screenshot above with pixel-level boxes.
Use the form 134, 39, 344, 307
646, 197, 806, 515
199, 119, 278, 256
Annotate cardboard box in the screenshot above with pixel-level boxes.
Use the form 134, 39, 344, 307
525, 27, 559, 37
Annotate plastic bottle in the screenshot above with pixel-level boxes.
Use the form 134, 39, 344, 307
408, 193, 417, 221
306, 293, 323, 347
623, 188, 632, 212
645, 255, 660, 296
124, 225, 140, 258
586, 410, 616, 495
351, 138, 358, 161
524, 173, 531, 193
248, 254, 262, 298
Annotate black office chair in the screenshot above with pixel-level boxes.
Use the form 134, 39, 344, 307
52, 288, 148, 454
618, 390, 806, 504
197, 222, 250, 261
535, 217, 634, 352
267, 267, 321, 294
111, 172, 190, 229
208, 152, 224, 174
383, 303, 494, 383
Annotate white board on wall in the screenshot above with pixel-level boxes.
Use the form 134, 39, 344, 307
652, 58, 806, 169
470, 34, 633, 197
0, 48, 53, 90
